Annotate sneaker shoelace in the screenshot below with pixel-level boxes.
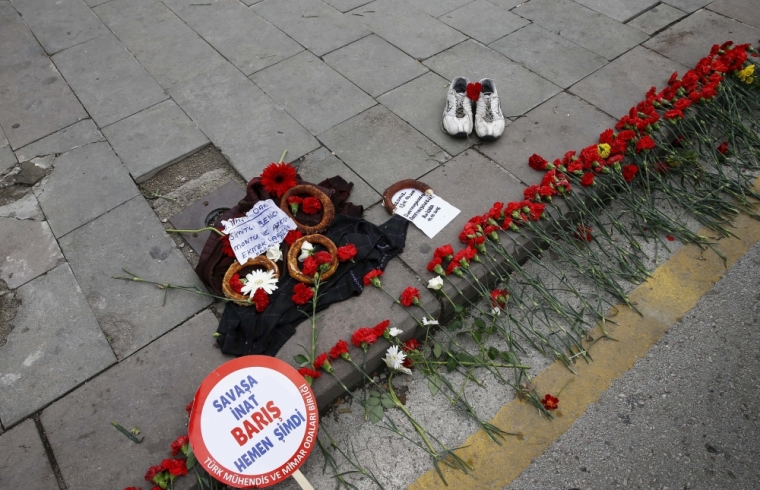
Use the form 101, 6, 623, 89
483, 95, 494, 123
455, 93, 466, 118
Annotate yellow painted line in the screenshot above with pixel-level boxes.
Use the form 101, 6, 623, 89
411, 185, 760, 490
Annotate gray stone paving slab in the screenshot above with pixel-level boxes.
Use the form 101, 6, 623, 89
163, 0, 303, 76
34, 142, 139, 238
477, 92, 617, 186
295, 146, 381, 208
571, 46, 690, 119
377, 72, 478, 155
322, 0, 373, 12
0, 145, 15, 173
94, 0, 228, 89
52, 33, 168, 128
490, 23, 608, 89
323, 35, 428, 98
253, 0, 370, 56
423, 40, 562, 117
378, 71, 475, 157
440, 0, 528, 45
571, 0, 658, 23
405, 0, 473, 18
349, 0, 468, 59
0, 420, 58, 487
661, 0, 711, 13
276, 258, 440, 406
0, 264, 115, 426
627, 3, 687, 36
103, 100, 209, 184
514, 0, 649, 60
708, 0, 760, 29
0, 2, 87, 150
59, 196, 212, 359
11, 0, 107, 55
0, 217, 63, 289
318, 105, 446, 192
486, 0, 523, 8
171, 63, 319, 181
0, 193, 43, 221
252, 51, 376, 136
363, 150, 526, 304
14, 120, 104, 163
646, 9, 760, 69
0, 125, 6, 148
41, 309, 227, 489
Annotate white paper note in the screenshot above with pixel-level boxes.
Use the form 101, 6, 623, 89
220, 200, 297, 264
392, 189, 460, 239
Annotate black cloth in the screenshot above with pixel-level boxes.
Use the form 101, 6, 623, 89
215, 214, 409, 356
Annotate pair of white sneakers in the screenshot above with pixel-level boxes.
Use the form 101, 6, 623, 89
442, 77, 505, 140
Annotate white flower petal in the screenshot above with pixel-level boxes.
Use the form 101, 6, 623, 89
427, 276, 443, 290
491, 307, 501, 316
240, 269, 279, 298
422, 317, 439, 326
383, 345, 406, 370
298, 241, 314, 262
398, 366, 413, 375
388, 327, 403, 337
266, 246, 283, 262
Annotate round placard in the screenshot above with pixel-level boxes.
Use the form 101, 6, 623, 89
188, 356, 319, 488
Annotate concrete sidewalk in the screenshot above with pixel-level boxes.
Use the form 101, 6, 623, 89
0, 0, 758, 488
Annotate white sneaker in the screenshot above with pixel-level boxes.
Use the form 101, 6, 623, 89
474, 78, 505, 140
442, 76, 473, 137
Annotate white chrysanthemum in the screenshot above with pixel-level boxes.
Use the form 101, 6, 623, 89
388, 327, 403, 337
240, 269, 278, 298
383, 345, 406, 370
398, 366, 412, 375
427, 276, 443, 290
266, 246, 282, 262
298, 241, 314, 262
422, 317, 439, 326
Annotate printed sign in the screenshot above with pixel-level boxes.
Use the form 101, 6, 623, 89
392, 189, 460, 239
220, 200, 297, 265
188, 356, 319, 489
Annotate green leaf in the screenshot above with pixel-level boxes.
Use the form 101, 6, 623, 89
380, 395, 395, 409
368, 404, 384, 424
487, 347, 498, 360
472, 331, 482, 343
447, 320, 461, 332
366, 397, 381, 406
446, 357, 457, 372
456, 352, 478, 364
369, 390, 381, 398
433, 342, 442, 358
454, 305, 464, 314
473, 318, 486, 329
428, 375, 441, 396
186, 451, 197, 469
293, 354, 310, 366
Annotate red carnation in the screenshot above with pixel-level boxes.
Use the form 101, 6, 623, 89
466, 82, 481, 101
674, 98, 692, 111
253, 288, 269, 312
580, 172, 595, 187
314, 250, 332, 265
717, 141, 729, 155
302, 256, 318, 276
575, 224, 593, 242
284, 229, 303, 246
427, 256, 443, 273
314, 352, 328, 370
185, 400, 193, 416
329, 339, 349, 359
260, 162, 297, 198
528, 154, 549, 171
665, 109, 683, 120
351, 327, 378, 348
524, 184, 541, 201
161, 458, 188, 477
170, 435, 189, 456
666, 235, 675, 241
541, 394, 559, 410
292, 283, 314, 305
298, 367, 321, 380
373, 319, 390, 337
145, 465, 163, 482
287, 196, 303, 205
302, 196, 322, 215
490, 289, 509, 309
337, 243, 357, 262
400, 287, 420, 307
599, 128, 614, 144
229, 273, 244, 294
402, 338, 421, 352
363, 269, 383, 286
622, 164, 639, 183
220, 233, 234, 258
434, 244, 454, 259
635, 135, 656, 153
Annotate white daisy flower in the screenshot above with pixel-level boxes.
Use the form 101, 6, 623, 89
240, 269, 279, 298
388, 327, 403, 337
422, 317, 439, 326
398, 366, 412, 375
298, 241, 314, 262
427, 276, 443, 290
383, 345, 406, 370
266, 246, 282, 262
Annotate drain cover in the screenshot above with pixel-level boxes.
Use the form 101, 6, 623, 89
168, 181, 246, 254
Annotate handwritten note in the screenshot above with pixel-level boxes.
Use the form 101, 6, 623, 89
220, 200, 297, 264
392, 189, 460, 239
